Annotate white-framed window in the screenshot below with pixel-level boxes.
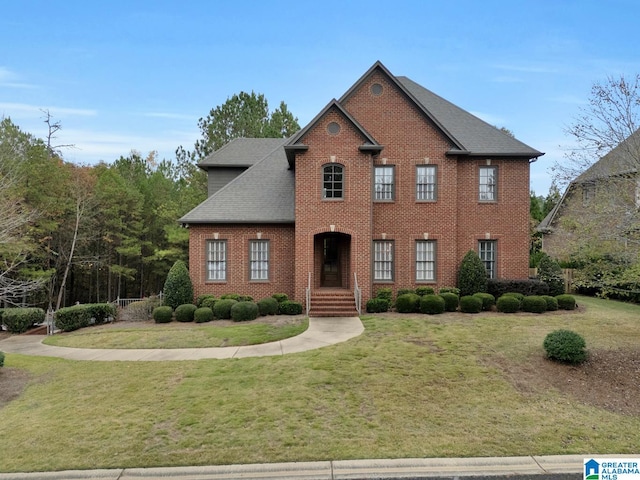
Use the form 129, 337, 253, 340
479, 166, 497, 201
416, 165, 437, 201
478, 240, 496, 279
373, 240, 394, 281
249, 240, 269, 280
323, 164, 344, 199
374, 166, 394, 200
416, 240, 436, 281
206, 240, 226, 281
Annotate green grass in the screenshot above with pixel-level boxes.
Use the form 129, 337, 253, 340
1, 295, 639, 473
42, 318, 309, 349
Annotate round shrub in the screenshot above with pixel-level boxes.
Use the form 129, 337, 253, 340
395, 293, 420, 313
196, 294, 215, 308
459, 295, 483, 313
0, 351, 4, 368
543, 329, 587, 364
272, 293, 288, 303
201, 297, 217, 310
556, 294, 576, 310
440, 292, 459, 312
152, 306, 173, 323
174, 304, 197, 322
473, 292, 495, 311
496, 295, 520, 313
163, 260, 194, 310
397, 288, 415, 298
366, 297, 390, 313
439, 286, 460, 295
194, 307, 214, 323
375, 288, 393, 302
257, 297, 279, 316
86, 303, 116, 324
521, 295, 547, 314
279, 300, 303, 315
54, 306, 89, 332
3, 308, 46, 334
231, 301, 259, 322
542, 295, 558, 311
419, 294, 445, 315
503, 292, 524, 303
213, 299, 237, 320
415, 286, 435, 296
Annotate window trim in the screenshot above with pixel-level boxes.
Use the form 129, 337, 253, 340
416, 165, 437, 202
322, 163, 344, 200
415, 240, 437, 282
249, 239, 270, 281
479, 166, 498, 202
478, 240, 497, 279
374, 165, 395, 201
373, 240, 394, 282
206, 239, 227, 282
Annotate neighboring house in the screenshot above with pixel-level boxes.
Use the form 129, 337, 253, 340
180, 61, 543, 315
538, 129, 640, 261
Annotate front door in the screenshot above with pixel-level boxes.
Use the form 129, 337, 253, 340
321, 236, 341, 287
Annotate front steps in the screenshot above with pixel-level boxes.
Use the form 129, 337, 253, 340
308, 289, 359, 317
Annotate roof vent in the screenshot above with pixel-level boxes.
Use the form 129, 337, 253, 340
371, 83, 383, 96
327, 122, 341, 135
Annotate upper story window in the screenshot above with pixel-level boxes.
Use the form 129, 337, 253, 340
479, 166, 497, 202
416, 165, 437, 201
374, 166, 395, 201
478, 240, 496, 279
582, 183, 595, 205
249, 240, 269, 281
206, 240, 227, 281
323, 164, 343, 199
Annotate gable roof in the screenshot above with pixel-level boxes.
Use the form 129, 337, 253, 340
198, 137, 289, 168
180, 137, 294, 224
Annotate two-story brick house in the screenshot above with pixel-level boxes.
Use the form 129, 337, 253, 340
180, 61, 543, 315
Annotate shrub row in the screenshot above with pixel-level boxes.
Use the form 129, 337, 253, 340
2, 308, 46, 334
487, 279, 550, 298
55, 304, 116, 332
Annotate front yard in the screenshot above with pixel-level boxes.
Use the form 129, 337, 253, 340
0, 295, 638, 473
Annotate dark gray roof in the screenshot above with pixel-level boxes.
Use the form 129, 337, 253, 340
180, 138, 294, 224
397, 76, 543, 158
198, 137, 289, 168
575, 129, 640, 183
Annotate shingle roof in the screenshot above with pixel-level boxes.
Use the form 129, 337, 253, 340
574, 128, 640, 183
179, 138, 294, 224
198, 137, 289, 168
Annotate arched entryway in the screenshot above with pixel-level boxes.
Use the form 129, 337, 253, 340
314, 232, 351, 289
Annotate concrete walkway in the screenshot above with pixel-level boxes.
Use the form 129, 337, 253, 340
0, 317, 364, 361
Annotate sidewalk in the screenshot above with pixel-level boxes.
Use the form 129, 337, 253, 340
0, 455, 589, 479
0, 317, 364, 361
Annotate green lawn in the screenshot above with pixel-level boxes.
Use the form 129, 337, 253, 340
1, 295, 639, 473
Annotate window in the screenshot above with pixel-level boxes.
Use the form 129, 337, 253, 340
582, 183, 595, 205
323, 164, 343, 199
416, 165, 437, 201
479, 166, 497, 201
373, 240, 394, 281
374, 166, 394, 200
249, 240, 269, 280
416, 240, 436, 281
478, 240, 496, 279
206, 240, 226, 281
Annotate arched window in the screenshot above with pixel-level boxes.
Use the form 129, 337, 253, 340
323, 164, 343, 199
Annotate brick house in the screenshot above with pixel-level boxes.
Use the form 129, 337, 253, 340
180, 61, 543, 315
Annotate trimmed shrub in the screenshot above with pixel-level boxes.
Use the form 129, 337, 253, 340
395, 293, 420, 313
457, 250, 488, 296
85, 303, 116, 324
375, 288, 393, 302
415, 286, 435, 296
272, 293, 288, 303
556, 294, 576, 310
231, 301, 259, 322
438, 286, 460, 296
496, 295, 521, 313
440, 292, 459, 312
0, 351, 4, 367
213, 299, 237, 319
174, 304, 197, 322
543, 329, 587, 364
201, 297, 217, 310
487, 278, 549, 298
419, 294, 445, 315
537, 253, 565, 296
279, 300, 303, 315
459, 295, 483, 313
194, 307, 214, 323
366, 297, 390, 313
163, 260, 194, 310
473, 292, 495, 311
397, 288, 415, 298
220, 293, 241, 301
503, 292, 524, 305
542, 295, 559, 311
152, 306, 173, 323
3, 308, 45, 334
257, 297, 279, 316
55, 306, 90, 332
196, 294, 215, 308
521, 295, 547, 314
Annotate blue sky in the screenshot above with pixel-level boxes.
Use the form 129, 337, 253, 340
2, 0, 639, 195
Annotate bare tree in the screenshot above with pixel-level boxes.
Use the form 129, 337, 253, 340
41, 109, 75, 158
